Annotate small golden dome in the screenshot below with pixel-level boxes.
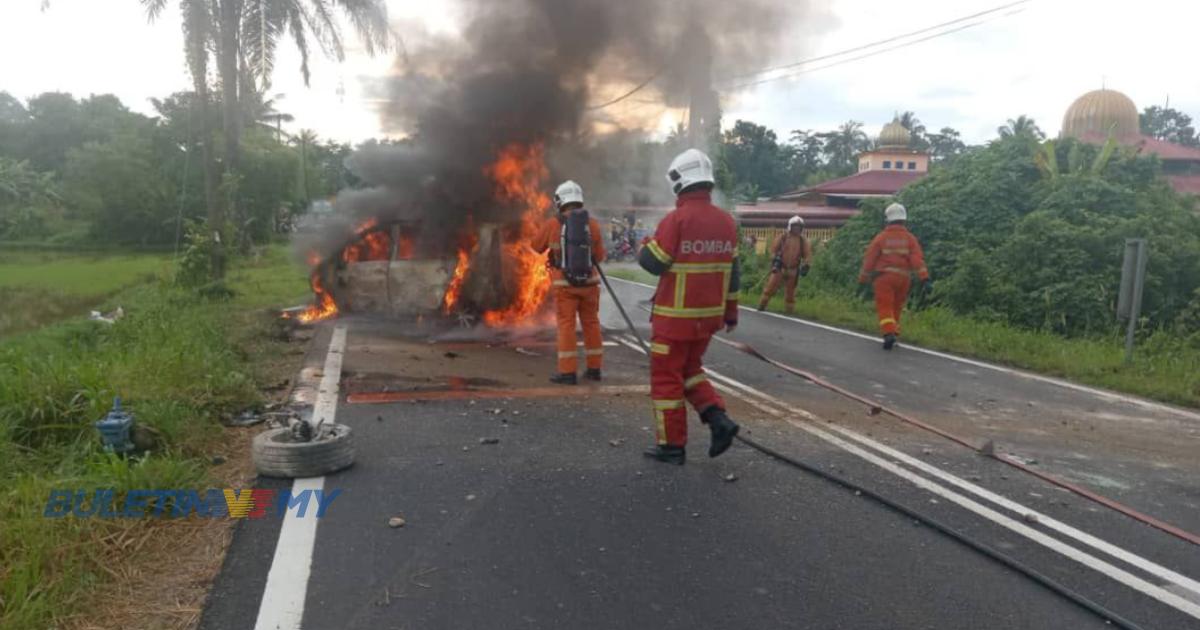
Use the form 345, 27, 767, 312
878, 119, 911, 148
1062, 89, 1139, 140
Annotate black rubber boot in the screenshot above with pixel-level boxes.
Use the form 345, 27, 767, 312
882, 334, 896, 351
585, 368, 602, 381
643, 444, 686, 465
549, 372, 577, 385
700, 407, 740, 458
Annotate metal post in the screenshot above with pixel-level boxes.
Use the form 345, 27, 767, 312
1117, 239, 1148, 364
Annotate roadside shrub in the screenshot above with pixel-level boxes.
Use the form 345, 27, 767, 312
814, 135, 1200, 338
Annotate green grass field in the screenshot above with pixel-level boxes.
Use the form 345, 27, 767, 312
0, 251, 171, 293
0, 245, 310, 629
0, 252, 173, 338
606, 267, 1200, 408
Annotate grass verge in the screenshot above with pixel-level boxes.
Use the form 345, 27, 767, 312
0, 252, 172, 338
0, 244, 310, 630
605, 268, 1200, 408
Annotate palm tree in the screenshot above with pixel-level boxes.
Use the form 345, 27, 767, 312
244, 90, 295, 142
293, 129, 319, 207
819, 120, 870, 175
139, 0, 224, 277
140, 0, 390, 278
998, 115, 1045, 140
222, 0, 390, 177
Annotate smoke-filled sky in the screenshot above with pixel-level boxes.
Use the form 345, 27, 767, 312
2, 0, 1199, 145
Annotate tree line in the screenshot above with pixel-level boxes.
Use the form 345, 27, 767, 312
0, 89, 357, 249
809, 132, 1200, 340
716, 106, 1200, 204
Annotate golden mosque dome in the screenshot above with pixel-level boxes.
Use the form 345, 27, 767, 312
1061, 89, 1140, 140
878, 119, 912, 148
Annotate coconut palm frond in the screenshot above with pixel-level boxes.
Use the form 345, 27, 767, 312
243, 0, 286, 88
331, 0, 390, 56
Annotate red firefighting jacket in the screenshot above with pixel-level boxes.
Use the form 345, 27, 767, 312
858, 224, 929, 283
638, 189, 740, 340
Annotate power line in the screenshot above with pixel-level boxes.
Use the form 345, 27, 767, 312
724, 0, 1029, 82
585, 0, 1027, 108
585, 70, 661, 110
723, 7, 1027, 91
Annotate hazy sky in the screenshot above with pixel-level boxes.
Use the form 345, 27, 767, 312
2, 0, 1197, 145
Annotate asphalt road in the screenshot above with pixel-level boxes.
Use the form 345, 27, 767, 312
200, 281, 1200, 630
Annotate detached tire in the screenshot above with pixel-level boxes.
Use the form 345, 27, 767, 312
252, 424, 355, 478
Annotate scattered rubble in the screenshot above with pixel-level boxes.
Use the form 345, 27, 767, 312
388, 516, 407, 528
227, 410, 265, 427
480, 437, 500, 445
723, 473, 738, 483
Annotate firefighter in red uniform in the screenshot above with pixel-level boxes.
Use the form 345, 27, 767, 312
858, 203, 930, 350
637, 149, 741, 465
533, 180, 606, 384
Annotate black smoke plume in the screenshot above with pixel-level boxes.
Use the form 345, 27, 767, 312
302, 0, 818, 263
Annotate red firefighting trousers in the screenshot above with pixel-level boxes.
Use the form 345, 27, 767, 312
649, 335, 725, 446
555, 285, 603, 373
872, 272, 911, 335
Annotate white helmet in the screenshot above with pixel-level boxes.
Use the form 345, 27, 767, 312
665, 148, 715, 196
787, 215, 804, 230
885, 202, 907, 222
554, 180, 584, 209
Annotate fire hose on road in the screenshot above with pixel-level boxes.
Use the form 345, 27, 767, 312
595, 263, 1145, 630
708, 335, 1200, 549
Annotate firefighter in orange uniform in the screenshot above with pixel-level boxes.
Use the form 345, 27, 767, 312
757, 215, 813, 313
858, 203, 930, 350
533, 180, 606, 385
637, 149, 741, 465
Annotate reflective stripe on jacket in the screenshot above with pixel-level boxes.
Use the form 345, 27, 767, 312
859, 224, 928, 282
637, 189, 740, 340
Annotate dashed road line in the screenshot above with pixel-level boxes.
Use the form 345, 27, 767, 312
254, 324, 347, 630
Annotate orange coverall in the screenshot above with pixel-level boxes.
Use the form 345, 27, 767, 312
533, 212, 606, 374
759, 231, 813, 312
858, 224, 928, 336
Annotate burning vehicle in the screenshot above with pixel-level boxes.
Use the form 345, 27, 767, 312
285, 0, 801, 333
293, 144, 556, 328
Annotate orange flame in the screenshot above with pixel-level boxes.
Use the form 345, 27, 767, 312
480, 143, 552, 327
297, 273, 338, 324
442, 246, 473, 313
341, 219, 413, 264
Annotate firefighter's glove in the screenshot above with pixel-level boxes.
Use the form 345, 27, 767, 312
799, 264, 811, 277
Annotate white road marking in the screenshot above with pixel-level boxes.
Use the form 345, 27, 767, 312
612, 334, 1200, 619
254, 324, 347, 630
606, 276, 1200, 422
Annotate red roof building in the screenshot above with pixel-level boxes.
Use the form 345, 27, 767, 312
736, 118, 929, 242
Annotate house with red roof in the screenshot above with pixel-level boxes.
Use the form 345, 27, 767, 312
736, 117, 929, 249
